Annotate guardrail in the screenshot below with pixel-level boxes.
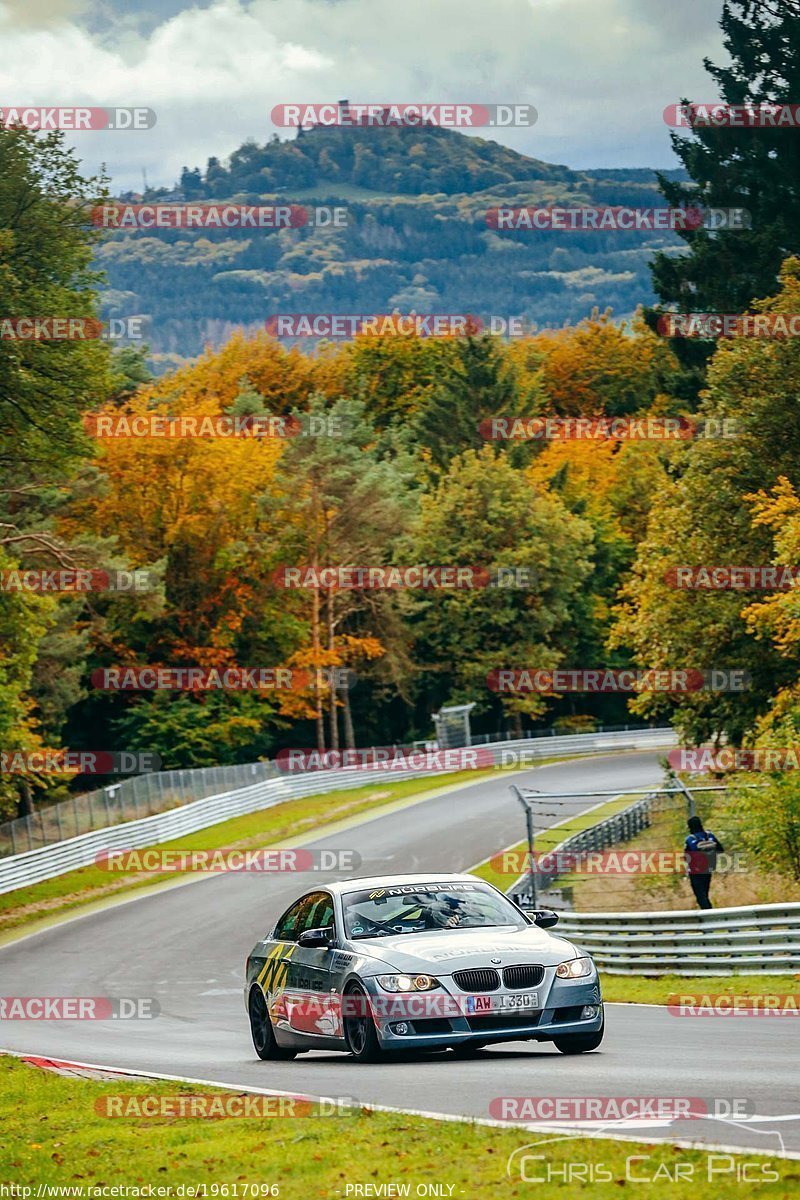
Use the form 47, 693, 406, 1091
0, 727, 675, 896
515, 793, 658, 897
0, 725, 673, 859
0, 762, 279, 858
553, 903, 800, 976
508, 780, 800, 975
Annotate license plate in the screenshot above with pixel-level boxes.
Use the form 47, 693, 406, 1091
466, 991, 539, 1013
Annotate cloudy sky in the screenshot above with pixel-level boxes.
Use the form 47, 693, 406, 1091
0, 0, 728, 192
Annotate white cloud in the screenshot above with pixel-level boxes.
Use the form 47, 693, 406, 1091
0, 0, 726, 190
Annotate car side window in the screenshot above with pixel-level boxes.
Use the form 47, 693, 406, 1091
274, 894, 314, 942
306, 894, 335, 933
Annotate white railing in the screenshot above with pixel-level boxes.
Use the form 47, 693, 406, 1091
554, 903, 800, 975
0, 727, 675, 896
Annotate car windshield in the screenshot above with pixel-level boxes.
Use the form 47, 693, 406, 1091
342, 881, 526, 939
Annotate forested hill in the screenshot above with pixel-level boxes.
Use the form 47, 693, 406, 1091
177, 122, 578, 198
99, 123, 689, 365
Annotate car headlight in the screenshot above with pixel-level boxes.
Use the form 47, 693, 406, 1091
555, 956, 593, 979
376, 974, 441, 992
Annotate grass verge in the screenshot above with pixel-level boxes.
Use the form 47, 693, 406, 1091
600, 973, 800, 1005
4, 752, 597, 939
560, 789, 800, 913
470, 791, 638, 893
1, 1056, 796, 1196
0, 768, 504, 939
470, 796, 800, 1005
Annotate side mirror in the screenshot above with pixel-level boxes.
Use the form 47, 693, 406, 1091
530, 909, 559, 929
298, 926, 333, 948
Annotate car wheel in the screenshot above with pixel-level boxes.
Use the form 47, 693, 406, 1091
552, 1016, 604, 1055
248, 987, 296, 1060
343, 982, 382, 1062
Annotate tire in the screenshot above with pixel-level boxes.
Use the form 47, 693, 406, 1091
343, 982, 382, 1062
248, 986, 296, 1061
552, 1015, 604, 1055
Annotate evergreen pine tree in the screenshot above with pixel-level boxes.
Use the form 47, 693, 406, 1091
649, 1, 800, 391
413, 333, 541, 473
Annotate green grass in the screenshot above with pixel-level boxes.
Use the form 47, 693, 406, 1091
0, 768, 498, 938
1, 1056, 796, 1196
1, 754, 583, 940
10, 759, 789, 1007
470, 797, 800, 1003
471, 791, 638, 893
600, 973, 800, 1005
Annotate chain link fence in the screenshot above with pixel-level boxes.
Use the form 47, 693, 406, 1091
0, 761, 277, 858
0, 723, 671, 862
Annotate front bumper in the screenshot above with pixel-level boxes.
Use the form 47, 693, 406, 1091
362, 969, 602, 1049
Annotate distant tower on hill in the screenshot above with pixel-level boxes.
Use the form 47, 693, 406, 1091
297, 98, 350, 138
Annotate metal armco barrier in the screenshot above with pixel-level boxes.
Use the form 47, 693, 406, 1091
0, 761, 278, 858
554, 903, 800, 976
0, 727, 675, 896
531, 793, 656, 895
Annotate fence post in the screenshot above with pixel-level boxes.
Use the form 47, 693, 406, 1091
103, 788, 112, 826
73, 795, 80, 838
26, 814, 33, 851
10, 821, 17, 855
55, 802, 64, 841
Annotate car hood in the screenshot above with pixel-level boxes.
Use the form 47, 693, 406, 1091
346, 924, 578, 973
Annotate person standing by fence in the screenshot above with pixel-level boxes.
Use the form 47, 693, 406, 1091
684, 815, 724, 909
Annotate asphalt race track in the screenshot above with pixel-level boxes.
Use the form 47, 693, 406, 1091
1, 753, 798, 1157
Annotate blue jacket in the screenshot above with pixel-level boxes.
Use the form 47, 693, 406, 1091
685, 830, 723, 874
